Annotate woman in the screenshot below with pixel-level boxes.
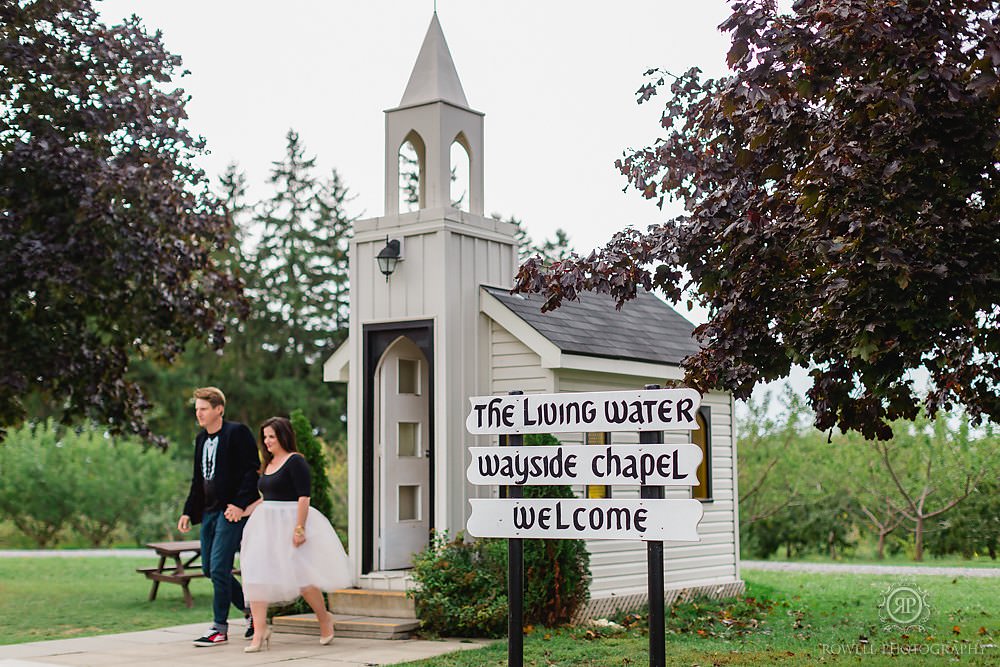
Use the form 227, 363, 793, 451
239, 417, 353, 652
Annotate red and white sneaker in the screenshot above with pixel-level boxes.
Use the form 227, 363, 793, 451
193, 630, 228, 647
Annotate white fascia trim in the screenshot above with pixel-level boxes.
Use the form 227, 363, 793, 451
323, 337, 350, 383
479, 289, 562, 367
558, 354, 685, 381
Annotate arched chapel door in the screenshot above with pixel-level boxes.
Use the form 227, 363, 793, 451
375, 336, 430, 570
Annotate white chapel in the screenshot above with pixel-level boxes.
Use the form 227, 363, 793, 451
323, 14, 745, 621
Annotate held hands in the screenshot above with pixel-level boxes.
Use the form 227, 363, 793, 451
224, 504, 244, 522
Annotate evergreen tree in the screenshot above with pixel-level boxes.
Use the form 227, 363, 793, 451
491, 214, 573, 265
131, 138, 353, 450
257, 130, 354, 364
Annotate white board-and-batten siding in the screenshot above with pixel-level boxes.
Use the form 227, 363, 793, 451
488, 321, 552, 395
484, 322, 742, 609
349, 212, 521, 547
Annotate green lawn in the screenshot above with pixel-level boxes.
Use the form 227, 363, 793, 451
1, 557, 997, 666
402, 571, 1000, 666
0, 557, 214, 643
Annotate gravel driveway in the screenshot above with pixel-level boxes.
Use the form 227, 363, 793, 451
742, 559, 1000, 578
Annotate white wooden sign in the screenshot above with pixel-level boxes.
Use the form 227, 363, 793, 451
465, 388, 702, 435
467, 444, 703, 486
467, 498, 703, 541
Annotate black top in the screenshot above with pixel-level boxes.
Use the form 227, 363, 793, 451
182, 421, 260, 524
258, 454, 311, 501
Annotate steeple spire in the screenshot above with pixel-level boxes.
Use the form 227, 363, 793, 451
399, 14, 469, 108
384, 12, 484, 215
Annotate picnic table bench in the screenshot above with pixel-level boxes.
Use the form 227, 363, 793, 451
138, 540, 240, 608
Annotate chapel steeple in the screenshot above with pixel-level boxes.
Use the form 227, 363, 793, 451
384, 13, 485, 216
399, 13, 469, 108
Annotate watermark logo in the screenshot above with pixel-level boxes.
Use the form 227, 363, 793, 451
878, 581, 931, 633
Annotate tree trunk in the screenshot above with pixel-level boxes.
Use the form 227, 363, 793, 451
914, 516, 924, 562
876, 532, 887, 559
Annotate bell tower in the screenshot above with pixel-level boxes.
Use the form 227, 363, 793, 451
334, 13, 517, 575
384, 13, 484, 216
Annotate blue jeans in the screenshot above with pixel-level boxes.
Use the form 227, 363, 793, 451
200, 510, 247, 631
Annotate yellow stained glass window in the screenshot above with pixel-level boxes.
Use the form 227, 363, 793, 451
690, 410, 711, 500
585, 432, 611, 499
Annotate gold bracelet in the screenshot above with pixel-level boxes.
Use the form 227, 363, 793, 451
294, 525, 305, 536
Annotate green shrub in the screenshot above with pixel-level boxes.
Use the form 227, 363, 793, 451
0, 420, 184, 547
289, 409, 334, 520
410, 532, 509, 637
520, 433, 590, 627
521, 484, 591, 626
0, 421, 77, 546
410, 433, 591, 637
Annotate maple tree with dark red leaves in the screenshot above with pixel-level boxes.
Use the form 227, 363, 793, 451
514, 0, 1000, 439
0, 1, 246, 444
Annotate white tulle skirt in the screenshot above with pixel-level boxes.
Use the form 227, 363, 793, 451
240, 501, 354, 603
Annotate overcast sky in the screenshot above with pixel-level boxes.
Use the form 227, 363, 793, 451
96, 1, 732, 290
83, 0, 955, 429
94, 0, 808, 412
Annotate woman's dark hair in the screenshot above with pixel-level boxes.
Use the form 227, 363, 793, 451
258, 416, 298, 471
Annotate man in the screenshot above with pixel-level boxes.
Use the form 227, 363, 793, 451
178, 387, 260, 647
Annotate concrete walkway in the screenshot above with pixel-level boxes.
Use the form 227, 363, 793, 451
742, 559, 1000, 578
0, 621, 492, 667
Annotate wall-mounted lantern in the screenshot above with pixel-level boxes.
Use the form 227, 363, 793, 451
376, 237, 402, 281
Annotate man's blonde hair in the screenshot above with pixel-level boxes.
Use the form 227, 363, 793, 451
193, 386, 226, 409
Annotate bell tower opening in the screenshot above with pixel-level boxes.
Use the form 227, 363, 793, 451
398, 131, 426, 213
450, 133, 470, 211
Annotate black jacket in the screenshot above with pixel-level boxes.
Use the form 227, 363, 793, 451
182, 421, 260, 525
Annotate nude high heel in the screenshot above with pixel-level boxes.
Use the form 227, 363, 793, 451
319, 611, 336, 645
244, 625, 271, 653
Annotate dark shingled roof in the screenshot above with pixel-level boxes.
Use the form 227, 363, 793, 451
482, 285, 700, 366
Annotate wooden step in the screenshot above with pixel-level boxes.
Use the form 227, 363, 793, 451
329, 588, 416, 618
271, 612, 420, 640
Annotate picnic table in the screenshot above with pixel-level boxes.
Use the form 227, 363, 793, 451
137, 539, 246, 608
137, 540, 204, 608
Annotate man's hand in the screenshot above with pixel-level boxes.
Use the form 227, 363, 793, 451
224, 504, 243, 522
177, 515, 191, 533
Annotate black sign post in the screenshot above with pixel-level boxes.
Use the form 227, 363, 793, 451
506, 390, 524, 667
639, 384, 666, 667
